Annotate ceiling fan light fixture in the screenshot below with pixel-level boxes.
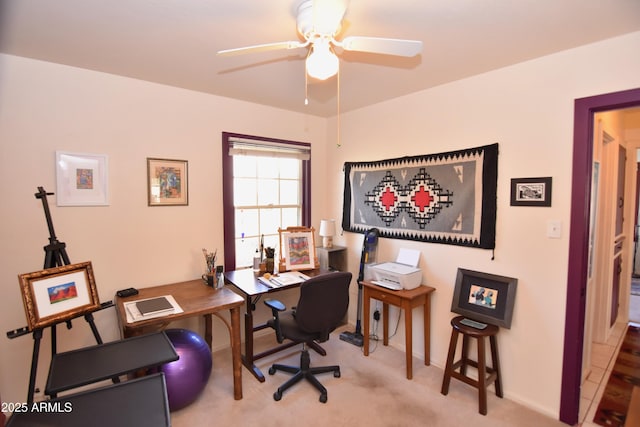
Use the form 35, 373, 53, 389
305, 38, 339, 80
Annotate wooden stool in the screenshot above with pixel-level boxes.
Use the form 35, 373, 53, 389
440, 316, 503, 415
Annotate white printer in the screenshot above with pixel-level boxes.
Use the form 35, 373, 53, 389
370, 248, 422, 290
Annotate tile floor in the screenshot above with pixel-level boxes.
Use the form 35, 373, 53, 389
579, 320, 629, 426
579, 292, 640, 426
579, 290, 640, 427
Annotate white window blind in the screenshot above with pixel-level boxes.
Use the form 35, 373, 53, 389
228, 138, 311, 160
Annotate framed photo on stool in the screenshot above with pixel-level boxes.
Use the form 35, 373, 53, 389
451, 268, 517, 329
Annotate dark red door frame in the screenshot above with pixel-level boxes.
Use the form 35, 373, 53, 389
561, 87, 640, 424
634, 163, 640, 255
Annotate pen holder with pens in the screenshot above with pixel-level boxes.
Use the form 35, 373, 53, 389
202, 266, 224, 288
202, 248, 223, 288
202, 272, 216, 287
263, 247, 275, 274
264, 258, 274, 274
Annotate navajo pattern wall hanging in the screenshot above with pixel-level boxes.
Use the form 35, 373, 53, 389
342, 143, 498, 249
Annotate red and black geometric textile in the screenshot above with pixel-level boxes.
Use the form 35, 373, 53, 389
343, 143, 498, 249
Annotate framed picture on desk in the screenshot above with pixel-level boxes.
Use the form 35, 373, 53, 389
278, 227, 319, 271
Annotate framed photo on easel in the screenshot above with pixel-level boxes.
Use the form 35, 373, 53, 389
278, 227, 319, 271
18, 261, 101, 331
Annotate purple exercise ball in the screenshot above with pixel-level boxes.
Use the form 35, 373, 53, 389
161, 328, 213, 411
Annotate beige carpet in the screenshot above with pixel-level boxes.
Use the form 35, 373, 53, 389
170, 325, 565, 427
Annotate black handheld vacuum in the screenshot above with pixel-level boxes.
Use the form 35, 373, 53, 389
340, 228, 379, 347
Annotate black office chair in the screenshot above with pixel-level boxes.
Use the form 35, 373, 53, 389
264, 271, 352, 403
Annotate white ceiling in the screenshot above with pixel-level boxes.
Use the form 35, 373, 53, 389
1, 0, 639, 117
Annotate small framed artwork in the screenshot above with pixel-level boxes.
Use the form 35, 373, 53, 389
147, 158, 188, 206
55, 151, 109, 206
510, 177, 552, 206
18, 261, 101, 331
278, 226, 319, 271
451, 268, 518, 329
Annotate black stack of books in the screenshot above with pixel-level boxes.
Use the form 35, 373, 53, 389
135, 297, 174, 316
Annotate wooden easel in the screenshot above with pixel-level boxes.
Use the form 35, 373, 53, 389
5, 187, 112, 404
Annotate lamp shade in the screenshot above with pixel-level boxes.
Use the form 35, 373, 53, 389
319, 219, 336, 237
319, 219, 336, 248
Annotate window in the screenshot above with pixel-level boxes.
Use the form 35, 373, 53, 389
222, 132, 311, 271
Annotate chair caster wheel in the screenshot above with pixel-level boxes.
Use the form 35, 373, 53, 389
274, 391, 282, 401
319, 393, 327, 403
268, 367, 276, 375
334, 370, 341, 378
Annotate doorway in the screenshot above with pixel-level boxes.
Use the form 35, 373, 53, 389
631, 154, 640, 324
560, 88, 640, 425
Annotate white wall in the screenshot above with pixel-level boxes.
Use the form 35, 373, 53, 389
1, 30, 639, 420
324, 32, 640, 417
0, 54, 328, 403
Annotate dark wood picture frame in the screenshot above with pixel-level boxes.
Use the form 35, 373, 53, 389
510, 176, 552, 206
451, 268, 518, 329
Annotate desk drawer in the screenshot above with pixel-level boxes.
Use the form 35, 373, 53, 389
367, 288, 403, 306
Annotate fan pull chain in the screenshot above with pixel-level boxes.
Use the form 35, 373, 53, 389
305, 67, 310, 105
304, 48, 311, 105
305, 74, 309, 106
336, 67, 341, 148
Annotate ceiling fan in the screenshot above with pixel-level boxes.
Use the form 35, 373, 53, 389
217, 0, 423, 81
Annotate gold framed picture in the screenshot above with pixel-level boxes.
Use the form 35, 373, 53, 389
18, 261, 101, 331
147, 158, 189, 206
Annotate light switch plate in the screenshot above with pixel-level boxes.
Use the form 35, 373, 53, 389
547, 220, 562, 239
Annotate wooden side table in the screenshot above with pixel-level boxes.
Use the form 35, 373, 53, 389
440, 315, 503, 415
316, 245, 347, 271
362, 281, 435, 379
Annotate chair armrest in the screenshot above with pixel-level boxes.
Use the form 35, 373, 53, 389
264, 299, 286, 312
264, 299, 286, 343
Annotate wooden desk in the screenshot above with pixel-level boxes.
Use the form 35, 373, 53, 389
362, 281, 435, 379
114, 279, 244, 400
224, 268, 328, 382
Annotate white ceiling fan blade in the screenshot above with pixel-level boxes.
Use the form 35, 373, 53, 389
339, 36, 422, 57
217, 41, 307, 57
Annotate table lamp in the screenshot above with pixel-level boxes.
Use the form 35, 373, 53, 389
319, 219, 336, 248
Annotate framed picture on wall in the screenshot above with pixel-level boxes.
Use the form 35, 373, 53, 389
18, 261, 101, 331
147, 158, 189, 206
55, 151, 109, 206
510, 177, 552, 206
